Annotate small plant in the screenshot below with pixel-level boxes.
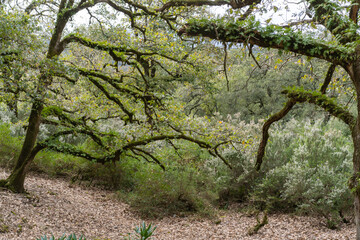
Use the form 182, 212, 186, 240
36, 233, 86, 240
0, 224, 9, 233
135, 222, 157, 240
124, 222, 157, 240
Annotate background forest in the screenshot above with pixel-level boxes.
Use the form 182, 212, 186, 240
0, 0, 358, 238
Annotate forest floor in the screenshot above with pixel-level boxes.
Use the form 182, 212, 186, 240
0, 168, 355, 240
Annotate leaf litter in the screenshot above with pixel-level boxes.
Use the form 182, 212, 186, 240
0, 168, 355, 239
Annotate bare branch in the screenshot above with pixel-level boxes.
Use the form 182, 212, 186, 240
132, 147, 165, 170
320, 64, 336, 94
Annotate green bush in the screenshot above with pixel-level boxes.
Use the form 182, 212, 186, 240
202, 116, 353, 227
0, 123, 23, 169
118, 160, 218, 218
251, 118, 353, 226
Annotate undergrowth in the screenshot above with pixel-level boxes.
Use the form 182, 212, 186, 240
0, 115, 354, 228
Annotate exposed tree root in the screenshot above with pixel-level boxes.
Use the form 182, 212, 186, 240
248, 211, 268, 235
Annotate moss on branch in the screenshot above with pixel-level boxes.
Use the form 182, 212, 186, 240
282, 87, 356, 128
179, 19, 355, 64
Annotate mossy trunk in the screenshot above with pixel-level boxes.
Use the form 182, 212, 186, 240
4, 100, 43, 193
350, 60, 360, 240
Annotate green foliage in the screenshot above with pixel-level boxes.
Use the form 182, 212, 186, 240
199, 115, 352, 227
118, 157, 218, 218
36, 233, 85, 240
134, 222, 156, 240
0, 121, 23, 169
124, 222, 157, 240
252, 118, 353, 225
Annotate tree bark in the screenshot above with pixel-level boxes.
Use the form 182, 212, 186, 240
348, 59, 360, 240
2, 0, 69, 192
352, 122, 360, 240
4, 100, 44, 192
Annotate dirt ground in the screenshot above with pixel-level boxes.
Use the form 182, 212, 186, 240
0, 168, 355, 240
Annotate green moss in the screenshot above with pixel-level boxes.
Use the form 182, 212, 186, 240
282, 87, 355, 128
41, 105, 63, 118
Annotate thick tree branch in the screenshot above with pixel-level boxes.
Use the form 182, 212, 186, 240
349, 0, 360, 24
156, 0, 260, 12
59, 34, 192, 66
40, 141, 106, 163
283, 88, 356, 127
179, 20, 354, 65
110, 134, 232, 168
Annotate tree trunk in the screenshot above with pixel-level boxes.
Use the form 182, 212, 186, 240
4, 100, 43, 192
349, 60, 360, 240
1, 0, 68, 192
352, 122, 360, 240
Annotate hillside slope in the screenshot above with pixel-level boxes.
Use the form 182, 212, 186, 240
0, 169, 355, 240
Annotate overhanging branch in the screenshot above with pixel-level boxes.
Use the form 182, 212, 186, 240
282, 88, 356, 127
156, 0, 260, 12
179, 20, 354, 65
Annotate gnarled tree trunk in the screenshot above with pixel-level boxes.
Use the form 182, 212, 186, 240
4, 100, 44, 192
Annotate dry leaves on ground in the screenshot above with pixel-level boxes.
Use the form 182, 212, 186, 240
0, 168, 355, 240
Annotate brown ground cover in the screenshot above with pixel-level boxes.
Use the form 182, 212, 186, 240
0, 169, 355, 240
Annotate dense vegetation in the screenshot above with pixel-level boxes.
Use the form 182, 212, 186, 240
0, 0, 359, 238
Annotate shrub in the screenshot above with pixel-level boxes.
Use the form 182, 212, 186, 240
118, 161, 218, 218
251, 118, 353, 226
0, 122, 23, 169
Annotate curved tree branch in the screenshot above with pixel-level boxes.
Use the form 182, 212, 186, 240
255, 99, 297, 170
255, 64, 337, 170
282, 88, 356, 127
